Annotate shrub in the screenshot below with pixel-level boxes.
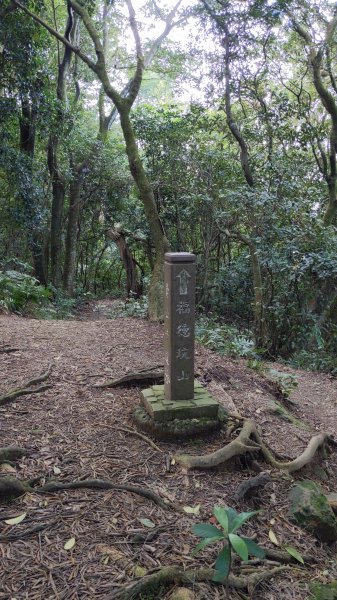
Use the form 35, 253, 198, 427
0, 270, 50, 313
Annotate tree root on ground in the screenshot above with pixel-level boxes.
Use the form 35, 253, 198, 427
0, 476, 181, 512
233, 471, 271, 501
175, 418, 331, 472
0, 447, 27, 463
96, 422, 163, 453
94, 365, 164, 389
0, 363, 54, 405
261, 546, 317, 564
0, 344, 20, 354
107, 565, 289, 599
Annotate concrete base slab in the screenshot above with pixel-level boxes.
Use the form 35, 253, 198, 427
141, 381, 220, 422
133, 405, 227, 440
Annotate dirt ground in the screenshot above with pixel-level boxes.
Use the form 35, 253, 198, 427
0, 302, 337, 600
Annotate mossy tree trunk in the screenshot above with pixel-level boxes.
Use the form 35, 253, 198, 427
14, 0, 181, 319
19, 99, 47, 285
63, 161, 84, 295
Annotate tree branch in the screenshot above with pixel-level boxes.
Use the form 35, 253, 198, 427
13, 0, 96, 71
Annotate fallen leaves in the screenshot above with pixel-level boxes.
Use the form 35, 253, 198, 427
183, 504, 201, 516
269, 530, 280, 546
64, 537, 76, 550
5, 512, 27, 525
139, 518, 156, 528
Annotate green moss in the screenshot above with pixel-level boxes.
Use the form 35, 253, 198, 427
289, 481, 337, 542
269, 401, 311, 430
310, 582, 337, 599
133, 405, 226, 440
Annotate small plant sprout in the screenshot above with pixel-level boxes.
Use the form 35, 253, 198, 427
192, 506, 265, 583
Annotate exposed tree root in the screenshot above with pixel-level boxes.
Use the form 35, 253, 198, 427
107, 565, 289, 599
96, 422, 163, 453
0, 476, 181, 512
117, 426, 163, 453
262, 546, 317, 565
94, 366, 164, 389
0, 363, 54, 405
234, 471, 271, 501
0, 344, 20, 354
175, 418, 331, 472
0, 447, 27, 463
175, 420, 260, 470
0, 477, 31, 501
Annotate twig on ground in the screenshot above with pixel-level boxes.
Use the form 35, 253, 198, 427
98, 422, 163, 453
0, 345, 20, 354
0, 521, 56, 541
0, 363, 54, 405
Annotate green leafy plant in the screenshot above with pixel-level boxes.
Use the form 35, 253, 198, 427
267, 369, 298, 399
195, 317, 255, 358
0, 270, 50, 312
192, 506, 264, 583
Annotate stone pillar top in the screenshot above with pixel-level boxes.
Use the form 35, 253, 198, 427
165, 252, 196, 263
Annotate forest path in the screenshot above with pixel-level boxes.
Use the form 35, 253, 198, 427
0, 309, 336, 599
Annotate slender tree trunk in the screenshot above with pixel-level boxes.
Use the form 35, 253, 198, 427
118, 106, 169, 319
48, 7, 77, 287
19, 99, 47, 285
226, 230, 266, 348
107, 228, 141, 298
48, 135, 65, 287
63, 163, 83, 295
324, 173, 337, 225
248, 240, 266, 348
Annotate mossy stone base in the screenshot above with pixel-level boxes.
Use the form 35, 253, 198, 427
141, 381, 220, 422
289, 481, 337, 542
133, 404, 227, 441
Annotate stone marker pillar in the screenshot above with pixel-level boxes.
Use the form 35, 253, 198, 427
164, 252, 195, 401
138, 251, 220, 429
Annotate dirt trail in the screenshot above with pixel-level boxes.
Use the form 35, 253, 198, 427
0, 307, 336, 599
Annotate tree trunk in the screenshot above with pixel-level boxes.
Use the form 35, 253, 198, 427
48, 8, 77, 288
230, 231, 266, 348
19, 99, 47, 285
248, 240, 266, 348
20, 99, 47, 285
48, 135, 65, 288
63, 163, 83, 295
118, 106, 169, 319
107, 228, 142, 298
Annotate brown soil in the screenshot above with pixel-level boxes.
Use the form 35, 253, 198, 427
0, 303, 336, 600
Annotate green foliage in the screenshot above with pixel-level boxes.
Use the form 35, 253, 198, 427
196, 317, 255, 358
192, 506, 263, 583
0, 269, 50, 312
267, 369, 298, 399
102, 296, 149, 320
289, 348, 337, 376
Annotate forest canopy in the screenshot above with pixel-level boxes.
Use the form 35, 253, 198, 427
0, 0, 337, 370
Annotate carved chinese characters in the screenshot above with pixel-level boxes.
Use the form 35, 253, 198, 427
164, 252, 196, 401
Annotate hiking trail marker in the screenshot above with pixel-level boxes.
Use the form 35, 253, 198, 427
141, 252, 219, 424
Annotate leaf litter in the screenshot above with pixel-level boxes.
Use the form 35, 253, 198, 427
0, 302, 336, 599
